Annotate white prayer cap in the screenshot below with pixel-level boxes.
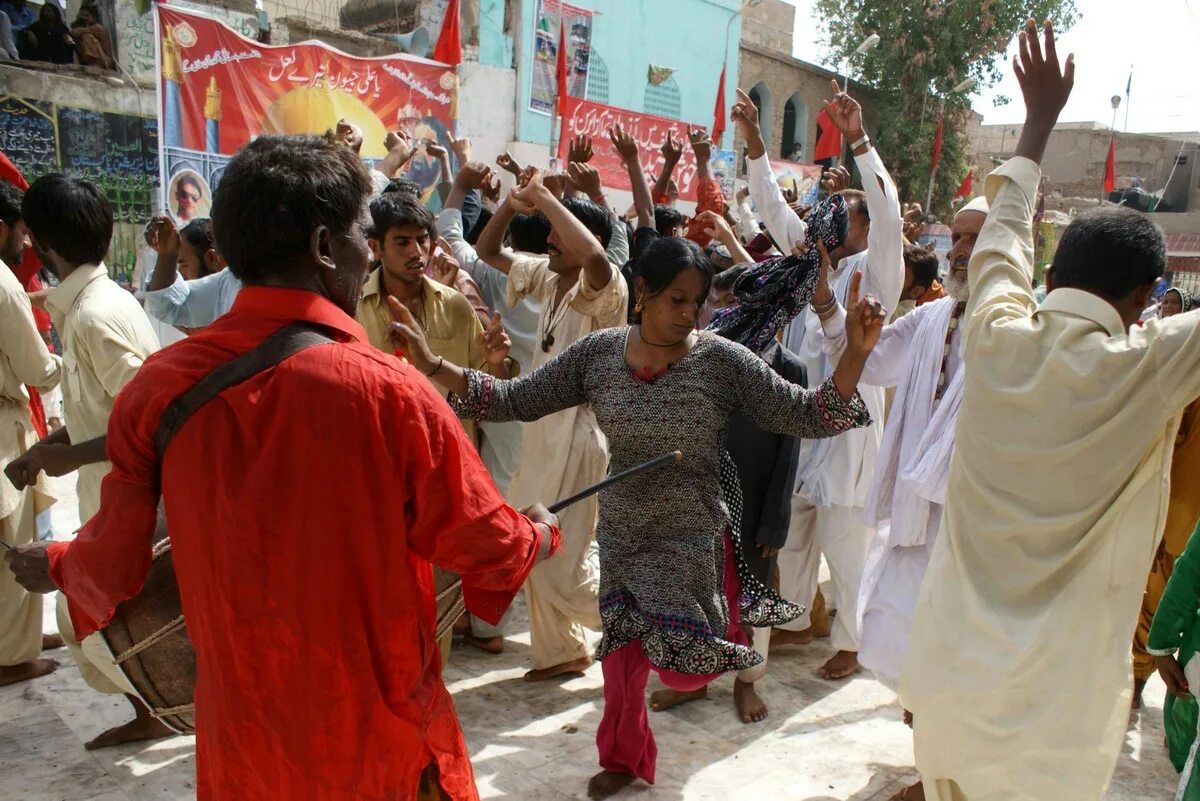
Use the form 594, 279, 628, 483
954, 196, 989, 219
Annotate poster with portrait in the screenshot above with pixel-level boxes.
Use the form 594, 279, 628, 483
769, 160, 823, 207
156, 5, 456, 211
710, 150, 737, 200
530, 0, 592, 115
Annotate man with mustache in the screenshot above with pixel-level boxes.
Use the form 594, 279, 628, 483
474, 164, 627, 682
812, 205, 984, 801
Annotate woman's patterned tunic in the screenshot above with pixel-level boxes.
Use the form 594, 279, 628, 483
451, 327, 870, 673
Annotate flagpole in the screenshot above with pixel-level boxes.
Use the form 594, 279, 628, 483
1124, 66, 1132, 133
550, 7, 562, 168
924, 96, 945, 215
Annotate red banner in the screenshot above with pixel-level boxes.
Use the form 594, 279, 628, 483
157, 6, 456, 208
556, 95, 703, 202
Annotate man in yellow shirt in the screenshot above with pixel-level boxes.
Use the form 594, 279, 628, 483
356, 191, 514, 451
5, 174, 169, 749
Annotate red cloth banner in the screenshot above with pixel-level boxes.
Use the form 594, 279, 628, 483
157, 6, 455, 161
557, 95, 703, 202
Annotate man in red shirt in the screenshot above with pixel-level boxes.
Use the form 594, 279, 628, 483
5, 135, 560, 800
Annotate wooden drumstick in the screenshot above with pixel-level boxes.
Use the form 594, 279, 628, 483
547, 451, 682, 514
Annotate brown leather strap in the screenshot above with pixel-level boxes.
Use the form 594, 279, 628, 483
154, 322, 335, 460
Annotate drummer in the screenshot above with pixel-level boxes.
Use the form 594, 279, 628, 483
5, 134, 560, 801
3, 174, 172, 749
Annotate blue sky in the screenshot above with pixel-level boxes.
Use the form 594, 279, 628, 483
784, 0, 1200, 133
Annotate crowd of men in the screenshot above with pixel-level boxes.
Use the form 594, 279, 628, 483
1, 18, 1199, 801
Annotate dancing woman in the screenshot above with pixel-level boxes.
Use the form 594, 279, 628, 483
389, 174, 885, 799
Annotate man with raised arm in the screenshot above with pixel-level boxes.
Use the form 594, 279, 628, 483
903, 21, 1200, 800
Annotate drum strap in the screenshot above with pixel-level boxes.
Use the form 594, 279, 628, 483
153, 321, 335, 460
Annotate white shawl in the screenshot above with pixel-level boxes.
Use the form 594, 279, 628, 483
863, 297, 963, 548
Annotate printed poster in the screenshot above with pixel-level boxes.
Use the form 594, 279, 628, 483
557, 95, 704, 202
530, 0, 592, 115
157, 6, 457, 210
769, 160, 823, 207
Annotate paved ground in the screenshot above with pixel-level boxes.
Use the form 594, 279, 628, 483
1, 476, 1181, 800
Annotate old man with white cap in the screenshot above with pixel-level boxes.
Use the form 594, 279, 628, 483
809, 194, 987, 801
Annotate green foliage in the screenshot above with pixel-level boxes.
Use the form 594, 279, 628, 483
814, 0, 1078, 219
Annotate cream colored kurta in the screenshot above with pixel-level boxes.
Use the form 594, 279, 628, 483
0, 260, 62, 666
901, 158, 1200, 801
45, 264, 160, 523
504, 255, 626, 668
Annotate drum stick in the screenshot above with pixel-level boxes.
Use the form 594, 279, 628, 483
547, 451, 682, 515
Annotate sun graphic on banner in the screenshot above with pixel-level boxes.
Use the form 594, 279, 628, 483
261, 88, 391, 158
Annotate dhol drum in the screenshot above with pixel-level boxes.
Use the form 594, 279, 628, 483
99, 512, 465, 736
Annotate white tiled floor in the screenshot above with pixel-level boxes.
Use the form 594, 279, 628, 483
0, 476, 1181, 800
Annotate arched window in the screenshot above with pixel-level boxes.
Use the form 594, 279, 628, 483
748, 81, 774, 151
644, 75, 682, 120
586, 51, 609, 104
781, 93, 810, 160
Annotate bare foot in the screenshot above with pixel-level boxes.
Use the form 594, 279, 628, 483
463, 634, 504, 654
1132, 678, 1147, 710
890, 780, 925, 800
524, 656, 592, 682
85, 695, 174, 750
770, 626, 814, 649
650, 685, 707, 711
817, 650, 860, 679
733, 678, 768, 723
587, 770, 635, 799
452, 614, 470, 636
0, 657, 58, 687
42, 633, 64, 650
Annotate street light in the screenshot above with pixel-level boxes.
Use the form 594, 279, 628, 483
924, 77, 978, 214
842, 33, 880, 91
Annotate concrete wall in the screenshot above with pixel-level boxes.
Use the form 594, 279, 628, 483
117, 0, 260, 86
0, 64, 158, 280
741, 0, 794, 55
514, 0, 741, 148
970, 122, 1200, 212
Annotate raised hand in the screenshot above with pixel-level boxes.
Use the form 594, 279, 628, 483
845, 271, 886, 353
731, 88, 760, 136
567, 134, 594, 165
697, 210, 734, 245
516, 165, 538, 189
148, 215, 179, 257
482, 173, 502, 204
687, 127, 712, 164
430, 238, 460, 287
496, 151, 523, 177
1013, 19, 1074, 165
736, 186, 750, 204
478, 312, 512, 371
385, 129, 414, 162
821, 165, 851, 194
821, 79, 866, 141
661, 130, 684, 165
454, 161, 495, 191
448, 133, 471, 165
542, 172, 569, 200
511, 170, 549, 211
425, 141, 448, 160
902, 202, 926, 242
608, 123, 638, 163
568, 161, 602, 199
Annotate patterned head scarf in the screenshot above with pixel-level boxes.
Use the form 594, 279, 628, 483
706, 193, 849, 353
1163, 287, 1196, 315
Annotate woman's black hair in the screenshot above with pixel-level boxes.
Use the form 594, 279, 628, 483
631, 236, 714, 322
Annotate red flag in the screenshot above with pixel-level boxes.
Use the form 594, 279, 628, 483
951, 172, 973, 204
431, 0, 462, 65
930, 116, 944, 176
813, 109, 842, 162
711, 63, 727, 146
555, 17, 570, 121
1103, 135, 1116, 194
